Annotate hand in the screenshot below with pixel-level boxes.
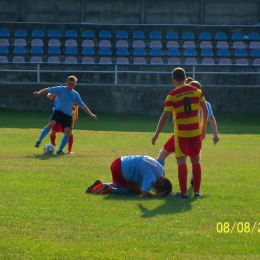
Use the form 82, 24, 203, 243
91, 114, 97, 120
158, 190, 167, 197
201, 128, 206, 140
213, 135, 220, 145
151, 133, 158, 145
33, 91, 39, 97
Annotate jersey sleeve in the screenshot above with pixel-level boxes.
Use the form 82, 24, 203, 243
206, 101, 213, 117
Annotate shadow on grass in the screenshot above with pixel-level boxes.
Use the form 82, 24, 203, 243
27, 153, 65, 160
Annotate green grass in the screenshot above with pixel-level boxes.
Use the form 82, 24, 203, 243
0, 108, 260, 259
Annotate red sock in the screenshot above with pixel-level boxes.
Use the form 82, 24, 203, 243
50, 134, 56, 146
192, 163, 201, 193
68, 134, 73, 150
178, 164, 188, 195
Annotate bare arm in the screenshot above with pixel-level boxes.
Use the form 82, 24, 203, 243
151, 111, 171, 145
208, 116, 220, 145
141, 190, 167, 198
200, 101, 208, 140
33, 88, 49, 97
82, 106, 97, 120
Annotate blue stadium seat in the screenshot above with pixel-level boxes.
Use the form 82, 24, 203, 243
236, 58, 248, 66
182, 31, 195, 40
168, 57, 180, 65
150, 48, 163, 56
15, 29, 27, 38
134, 57, 146, 64
149, 31, 162, 39
219, 58, 232, 65
48, 46, 61, 55
48, 29, 61, 38
99, 47, 112, 56
82, 57, 95, 64
184, 48, 197, 56
13, 56, 25, 63
202, 57, 215, 65
166, 31, 178, 40
0, 29, 10, 37
82, 47, 95, 55
217, 49, 230, 57
99, 30, 111, 39
200, 48, 213, 57
234, 49, 247, 57
30, 56, 43, 64
13, 46, 26, 55
133, 31, 145, 39
48, 56, 60, 64
133, 48, 146, 56
116, 30, 128, 39
0, 39, 9, 46
0, 46, 9, 54
82, 30, 94, 39
250, 49, 260, 57
65, 47, 78, 55
253, 58, 260, 66
167, 48, 180, 56
116, 48, 129, 56
199, 32, 211, 40
65, 30, 78, 38
31, 46, 43, 55
65, 57, 78, 64
32, 29, 44, 38
185, 57, 198, 65
231, 32, 243, 41
116, 57, 129, 65
248, 32, 260, 41
0, 56, 8, 63
151, 57, 163, 65
215, 32, 228, 41
99, 57, 112, 64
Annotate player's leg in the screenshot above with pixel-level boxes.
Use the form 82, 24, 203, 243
156, 135, 175, 166
68, 133, 73, 153
50, 123, 62, 146
34, 119, 56, 147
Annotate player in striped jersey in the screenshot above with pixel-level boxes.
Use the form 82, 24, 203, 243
152, 67, 208, 198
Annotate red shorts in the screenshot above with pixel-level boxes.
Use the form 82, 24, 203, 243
52, 123, 63, 133
110, 158, 135, 187
164, 135, 175, 153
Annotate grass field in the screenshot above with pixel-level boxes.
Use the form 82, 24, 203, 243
0, 108, 260, 260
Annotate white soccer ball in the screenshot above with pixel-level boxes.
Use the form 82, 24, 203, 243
44, 144, 55, 154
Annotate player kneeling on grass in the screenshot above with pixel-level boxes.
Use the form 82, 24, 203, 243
86, 155, 172, 198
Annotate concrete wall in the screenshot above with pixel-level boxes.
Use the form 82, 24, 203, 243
1, 83, 259, 115
0, 0, 259, 25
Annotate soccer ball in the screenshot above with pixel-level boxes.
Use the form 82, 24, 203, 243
44, 144, 55, 154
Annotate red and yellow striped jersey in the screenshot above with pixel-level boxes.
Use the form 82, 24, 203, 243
164, 84, 205, 137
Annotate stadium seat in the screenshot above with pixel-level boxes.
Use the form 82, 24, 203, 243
167, 48, 180, 56
65, 39, 77, 47
99, 40, 112, 48
0, 39, 9, 46
184, 48, 197, 56
200, 48, 213, 57
99, 57, 112, 64
65, 56, 78, 64
116, 40, 128, 48
216, 41, 229, 49
252, 58, 260, 66
199, 32, 211, 40
116, 57, 129, 64
250, 49, 260, 57
0, 46, 9, 54
149, 31, 162, 39
30, 56, 43, 64
0, 29, 10, 37
202, 57, 215, 65
0, 56, 8, 63
15, 29, 27, 38
82, 57, 95, 64
99, 47, 112, 56
150, 48, 162, 56
65, 47, 78, 55
151, 57, 163, 65
82, 39, 94, 47
13, 46, 26, 55
234, 49, 247, 57
32, 29, 44, 38
13, 56, 25, 63
47, 56, 60, 64
116, 30, 128, 39
14, 39, 26, 47
232, 41, 245, 49
184, 57, 197, 65
200, 41, 212, 49
167, 57, 180, 65
48, 29, 61, 38
82, 30, 94, 39
133, 48, 146, 56
31, 46, 43, 55
150, 40, 162, 48
248, 32, 260, 41
182, 31, 195, 40
133, 30, 145, 39
215, 32, 228, 41
133, 40, 145, 48
65, 29, 78, 38
48, 46, 61, 55
48, 39, 61, 47
31, 39, 44, 47
249, 42, 260, 49
134, 57, 146, 64
183, 41, 195, 48
116, 48, 129, 56
99, 30, 111, 39
82, 47, 95, 55
235, 58, 248, 65
166, 31, 178, 40
167, 41, 179, 48
219, 58, 232, 65
217, 49, 230, 57
231, 32, 243, 41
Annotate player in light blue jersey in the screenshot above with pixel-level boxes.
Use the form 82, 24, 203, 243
86, 155, 172, 198
33, 75, 97, 154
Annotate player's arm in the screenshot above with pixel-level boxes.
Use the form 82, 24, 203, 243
74, 106, 79, 122
33, 88, 49, 97
141, 190, 167, 198
82, 105, 97, 120
200, 101, 208, 140
208, 116, 220, 145
152, 111, 171, 145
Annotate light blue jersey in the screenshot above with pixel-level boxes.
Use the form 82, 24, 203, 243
121, 155, 165, 192
49, 86, 86, 116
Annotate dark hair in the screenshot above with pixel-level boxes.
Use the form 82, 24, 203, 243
67, 75, 77, 83
160, 177, 172, 195
172, 67, 186, 82
189, 80, 202, 90
185, 77, 194, 84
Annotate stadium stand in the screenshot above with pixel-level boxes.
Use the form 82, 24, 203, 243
219, 58, 232, 65
116, 57, 129, 64
82, 47, 95, 55
14, 39, 26, 47
82, 30, 94, 39
65, 47, 78, 55
31, 46, 43, 55
185, 57, 197, 65
47, 56, 61, 64
13, 56, 25, 63
231, 32, 243, 41
30, 56, 43, 64
151, 57, 163, 65
99, 57, 112, 64
32, 29, 44, 38
0, 39, 9, 46
0, 46, 9, 54
48, 29, 61, 38
99, 30, 111, 39
166, 31, 178, 40
184, 48, 197, 56
133, 31, 145, 39
200, 41, 212, 49
13, 46, 26, 55
201, 57, 215, 65
167, 41, 179, 48
116, 30, 128, 39
182, 31, 195, 40
99, 47, 112, 56
167, 57, 180, 65
0, 29, 10, 37
199, 32, 212, 40
116, 40, 128, 48
65, 29, 78, 38
149, 48, 163, 56
133, 48, 146, 56
215, 32, 228, 40
0, 56, 8, 63
82, 57, 95, 64
82, 39, 94, 47
15, 29, 27, 38
48, 46, 61, 55
234, 49, 247, 57
248, 32, 260, 41
236, 58, 248, 65
116, 48, 129, 56
149, 31, 162, 39
200, 48, 213, 57
134, 57, 146, 64
133, 40, 145, 48
150, 40, 162, 48
65, 57, 78, 64
65, 39, 77, 47
183, 41, 195, 48
99, 40, 112, 48
167, 48, 180, 56
31, 39, 44, 47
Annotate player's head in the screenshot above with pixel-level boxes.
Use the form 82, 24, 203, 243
66, 75, 77, 91
155, 177, 172, 195
172, 67, 186, 83
185, 77, 194, 84
189, 80, 202, 90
